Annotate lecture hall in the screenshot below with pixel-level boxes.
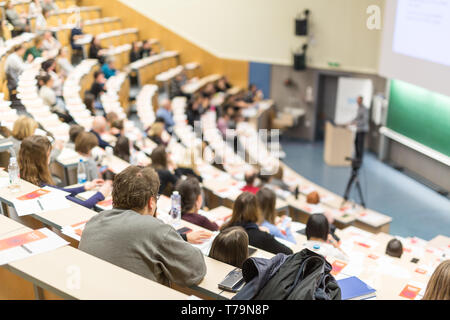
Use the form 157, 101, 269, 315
0, 0, 448, 305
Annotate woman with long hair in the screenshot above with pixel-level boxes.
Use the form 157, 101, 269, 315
221, 192, 292, 255
150, 145, 178, 195
18, 135, 111, 209
422, 260, 450, 300
257, 188, 296, 244
209, 227, 249, 268
175, 177, 218, 231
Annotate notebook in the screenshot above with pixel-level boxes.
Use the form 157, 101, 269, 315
337, 276, 376, 300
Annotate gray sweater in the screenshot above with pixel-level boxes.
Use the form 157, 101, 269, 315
79, 208, 206, 287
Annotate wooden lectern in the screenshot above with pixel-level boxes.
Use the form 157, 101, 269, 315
324, 121, 354, 166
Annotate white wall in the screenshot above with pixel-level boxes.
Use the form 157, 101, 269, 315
119, 0, 384, 73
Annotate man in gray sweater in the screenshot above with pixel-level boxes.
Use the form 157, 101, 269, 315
79, 166, 207, 287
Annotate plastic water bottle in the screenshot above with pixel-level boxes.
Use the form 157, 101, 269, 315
170, 191, 181, 223
77, 159, 87, 184
8, 157, 20, 193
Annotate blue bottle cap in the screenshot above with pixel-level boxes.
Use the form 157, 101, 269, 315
313, 244, 320, 250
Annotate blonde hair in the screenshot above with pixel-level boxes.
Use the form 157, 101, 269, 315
12, 116, 38, 141
422, 260, 450, 300
148, 122, 164, 137
177, 147, 197, 171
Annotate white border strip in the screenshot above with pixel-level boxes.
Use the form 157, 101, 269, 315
380, 127, 450, 167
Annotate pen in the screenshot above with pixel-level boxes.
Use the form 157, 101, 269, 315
37, 199, 44, 211
21, 245, 32, 254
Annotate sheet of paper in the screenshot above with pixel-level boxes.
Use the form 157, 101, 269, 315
13, 191, 72, 217
0, 228, 68, 265
0, 177, 10, 188
191, 232, 218, 256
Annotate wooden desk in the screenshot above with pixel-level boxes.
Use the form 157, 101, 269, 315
6, 246, 188, 300
0, 172, 96, 231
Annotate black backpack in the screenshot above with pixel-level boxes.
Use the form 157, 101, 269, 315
253, 249, 341, 300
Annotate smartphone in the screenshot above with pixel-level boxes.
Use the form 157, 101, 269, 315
410, 258, 419, 264
177, 227, 192, 235
99, 166, 109, 174
218, 268, 244, 292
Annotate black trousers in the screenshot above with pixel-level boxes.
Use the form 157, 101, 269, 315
354, 131, 366, 161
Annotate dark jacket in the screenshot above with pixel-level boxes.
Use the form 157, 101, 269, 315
233, 253, 288, 300
90, 129, 111, 149
232, 222, 293, 256
156, 168, 178, 195
235, 249, 341, 300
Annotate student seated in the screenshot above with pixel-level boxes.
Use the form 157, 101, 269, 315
89, 71, 107, 101
42, 31, 61, 52
90, 116, 112, 149
5, 1, 29, 37
257, 188, 296, 244
56, 47, 74, 78
139, 40, 153, 58
89, 36, 107, 64
101, 56, 117, 79
304, 214, 348, 262
113, 135, 131, 163
169, 72, 188, 99
70, 20, 84, 65
221, 192, 293, 255
156, 99, 175, 133
174, 147, 203, 183
75, 132, 100, 181
79, 166, 206, 287
19, 135, 111, 209
241, 169, 260, 194
67, 125, 84, 150
186, 94, 206, 128
8, 116, 38, 156
422, 260, 450, 300
147, 122, 167, 146
385, 239, 403, 258
209, 226, 249, 268
39, 74, 72, 123
129, 41, 141, 63
24, 36, 44, 61
176, 177, 219, 231
150, 145, 178, 195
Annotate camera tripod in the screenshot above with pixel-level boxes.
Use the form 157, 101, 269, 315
341, 158, 366, 208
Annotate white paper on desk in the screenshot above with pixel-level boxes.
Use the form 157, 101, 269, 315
357, 212, 385, 226
0, 176, 10, 188
0, 228, 68, 265
300, 185, 316, 195
275, 237, 296, 250
320, 194, 335, 204
375, 256, 411, 279
341, 226, 374, 239
290, 221, 306, 233
340, 251, 365, 277
305, 204, 325, 214
12, 193, 71, 216
191, 232, 218, 256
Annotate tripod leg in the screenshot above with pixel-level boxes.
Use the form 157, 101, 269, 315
343, 170, 357, 203
355, 178, 366, 208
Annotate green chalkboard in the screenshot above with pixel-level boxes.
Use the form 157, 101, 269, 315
387, 80, 450, 157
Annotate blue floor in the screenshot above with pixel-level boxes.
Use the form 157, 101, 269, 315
281, 140, 450, 240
